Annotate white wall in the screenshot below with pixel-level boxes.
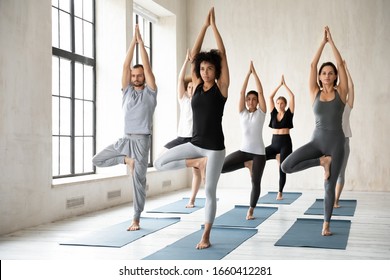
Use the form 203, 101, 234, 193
0, 0, 389, 235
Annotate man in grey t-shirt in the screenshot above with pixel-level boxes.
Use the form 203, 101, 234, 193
93, 25, 157, 231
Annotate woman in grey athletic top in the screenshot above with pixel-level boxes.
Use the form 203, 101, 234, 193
281, 26, 348, 236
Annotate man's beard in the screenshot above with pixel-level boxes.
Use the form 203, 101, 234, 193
133, 81, 145, 87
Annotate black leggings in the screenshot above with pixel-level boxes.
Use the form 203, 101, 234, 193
221, 150, 266, 207
265, 134, 292, 193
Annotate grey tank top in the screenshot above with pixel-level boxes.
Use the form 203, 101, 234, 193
313, 91, 345, 131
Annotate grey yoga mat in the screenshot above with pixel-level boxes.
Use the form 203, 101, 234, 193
212, 205, 278, 228
275, 218, 351, 249
143, 226, 258, 260
304, 199, 357, 216
257, 191, 302, 204
60, 217, 180, 248
146, 197, 206, 214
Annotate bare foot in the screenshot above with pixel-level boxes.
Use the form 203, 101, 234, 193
186, 200, 195, 208
320, 156, 332, 180
334, 201, 340, 208
276, 192, 283, 200
322, 221, 332, 236
198, 157, 207, 185
246, 207, 255, 220
127, 220, 140, 231
196, 224, 211, 249
196, 239, 211, 249
125, 156, 135, 175
244, 160, 253, 177
275, 154, 281, 165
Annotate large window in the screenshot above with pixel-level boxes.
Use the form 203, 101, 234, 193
52, 0, 96, 178
133, 13, 154, 166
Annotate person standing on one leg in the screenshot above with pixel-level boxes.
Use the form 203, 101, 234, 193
92, 25, 157, 231
265, 75, 295, 200
221, 61, 266, 220
154, 7, 229, 250
159, 49, 202, 208
334, 60, 354, 208
281, 26, 348, 236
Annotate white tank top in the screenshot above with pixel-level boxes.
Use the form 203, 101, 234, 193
177, 94, 193, 138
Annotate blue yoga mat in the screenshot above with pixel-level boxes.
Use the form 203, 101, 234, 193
60, 217, 180, 248
147, 197, 206, 214
143, 226, 258, 260
212, 205, 278, 228
304, 199, 357, 216
257, 191, 302, 204
275, 218, 351, 249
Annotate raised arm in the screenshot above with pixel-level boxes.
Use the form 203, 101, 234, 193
251, 61, 266, 113
190, 10, 211, 88
239, 65, 251, 113
122, 31, 137, 90
282, 76, 295, 113
210, 8, 229, 98
269, 76, 283, 112
135, 25, 157, 91
326, 26, 347, 103
309, 28, 327, 102
178, 49, 191, 100
344, 60, 354, 108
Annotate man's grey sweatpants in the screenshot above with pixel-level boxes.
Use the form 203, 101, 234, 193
93, 134, 150, 220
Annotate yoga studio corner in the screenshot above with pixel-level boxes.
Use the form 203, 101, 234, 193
1, 0, 389, 278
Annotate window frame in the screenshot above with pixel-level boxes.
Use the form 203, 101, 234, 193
52, 0, 96, 178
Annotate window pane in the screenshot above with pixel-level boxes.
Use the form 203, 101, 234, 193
59, 136, 71, 175
84, 65, 93, 100
138, 17, 145, 34
52, 56, 59, 96
59, 0, 70, 12
52, 96, 60, 135
60, 97, 71, 135
74, 17, 83, 55
84, 137, 94, 172
59, 58, 71, 97
59, 11, 71, 51
52, 0, 59, 8
84, 0, 93, 22
52, 136, 59, 176
74, 0, 82, 18
75, 137, 83, 173
144, 22, 151, 47
84, 101, 93, 136
75, 99, 83, 136
52, 8, 59, 48
75, 62, 83, 99
84, 21, 93, 58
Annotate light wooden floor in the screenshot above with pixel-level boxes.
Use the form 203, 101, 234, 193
0, 186, 389, 260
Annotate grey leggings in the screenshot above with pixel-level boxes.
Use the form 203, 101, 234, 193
92, 134, 150, 220
337, 138, 350, 185
154, 142, 225, 223
281, 128, 345, 222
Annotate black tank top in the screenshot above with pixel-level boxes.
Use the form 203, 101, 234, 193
269, 108, 294, 129
191, 83, 226, 150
